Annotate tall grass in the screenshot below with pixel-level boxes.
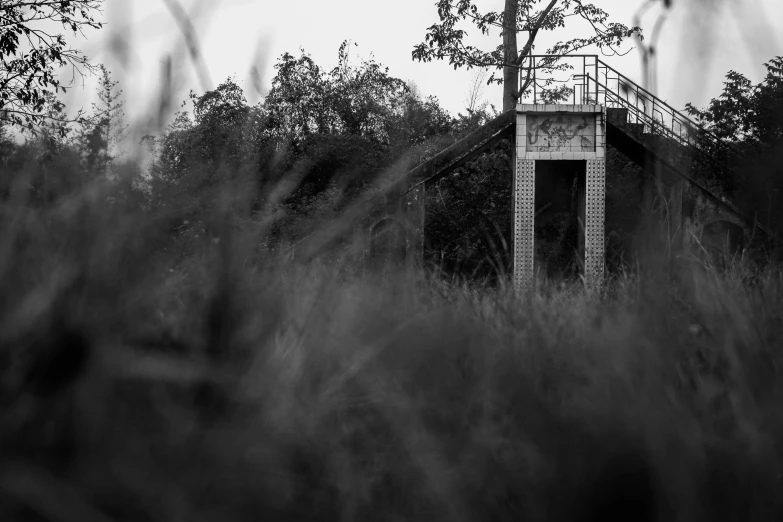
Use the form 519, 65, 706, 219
1, 157, 782, 522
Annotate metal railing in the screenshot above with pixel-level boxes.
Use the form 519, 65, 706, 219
517, 55, 739, 189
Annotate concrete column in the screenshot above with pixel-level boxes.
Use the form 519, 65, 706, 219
585, 159, 605, 288
515, 159, 536, 290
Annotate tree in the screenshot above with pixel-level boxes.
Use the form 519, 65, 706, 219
328, 41, 408, 140
0, 93, 90, 208
685, 57, 783, 148
263, 42, 409, 147
464, 68, 490, 115
75, 64, 128, 178
153, 77, 264, 202
177, 77, 253, 176
413, 0, 641, 112
28, 91, 71, 163
386, 87, 453, 150
0, 0, 104, 135
263, 50, 334, 145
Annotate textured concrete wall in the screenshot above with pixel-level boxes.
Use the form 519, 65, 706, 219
526, 113, 596, 153
517, 105, 605, 161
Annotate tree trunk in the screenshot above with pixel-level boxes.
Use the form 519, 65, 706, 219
502, 0, 519, 113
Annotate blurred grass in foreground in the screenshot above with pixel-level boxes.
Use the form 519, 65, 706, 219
1, 161, 783, 522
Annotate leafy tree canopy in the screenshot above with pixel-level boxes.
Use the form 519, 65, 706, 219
144, 42, 468, 247
686, 57, 783, 149
0, 0, 104, 135
155, 77, 261, 189
263, 41, 409, 146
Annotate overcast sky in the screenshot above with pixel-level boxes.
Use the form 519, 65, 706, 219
59, 0, 782, 146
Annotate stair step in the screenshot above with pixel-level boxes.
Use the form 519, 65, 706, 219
626, 123, 644, 135
606, 108, 629, 126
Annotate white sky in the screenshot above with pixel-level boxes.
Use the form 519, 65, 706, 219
58, 0, 782, 149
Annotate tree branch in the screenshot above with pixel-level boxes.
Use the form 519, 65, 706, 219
515, 0, 558, 67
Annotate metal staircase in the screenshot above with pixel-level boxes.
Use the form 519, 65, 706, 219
596, 58, 737, 192
518, 55, 773, 239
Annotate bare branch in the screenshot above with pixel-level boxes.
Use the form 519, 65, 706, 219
516, 0, 559, 66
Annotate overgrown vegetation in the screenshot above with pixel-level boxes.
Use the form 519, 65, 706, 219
1, 1, 783, 520
686, 57, 783, 234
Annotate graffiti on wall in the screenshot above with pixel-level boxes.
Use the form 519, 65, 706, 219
527, 114, 595, 152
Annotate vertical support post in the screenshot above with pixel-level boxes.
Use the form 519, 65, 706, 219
581, 56, 585, 104
585, 159, 605, 288
577, 167, 586, 265
514, 159, 536, 291
405, 184, 426, 271
533, 59, 537, 104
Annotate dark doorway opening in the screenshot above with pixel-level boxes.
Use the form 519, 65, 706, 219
534, 160, 586, 280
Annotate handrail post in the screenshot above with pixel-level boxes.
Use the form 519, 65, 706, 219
586, 72, 590, 105
583, 57, 589, 103
533, 56, 537, 104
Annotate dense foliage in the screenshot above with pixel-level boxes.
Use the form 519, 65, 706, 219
0, 42, 502, 272
0, 64, 131, 209
0, 0, 104, 134
425, 138, 513, 281
686, 57, 783, 234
